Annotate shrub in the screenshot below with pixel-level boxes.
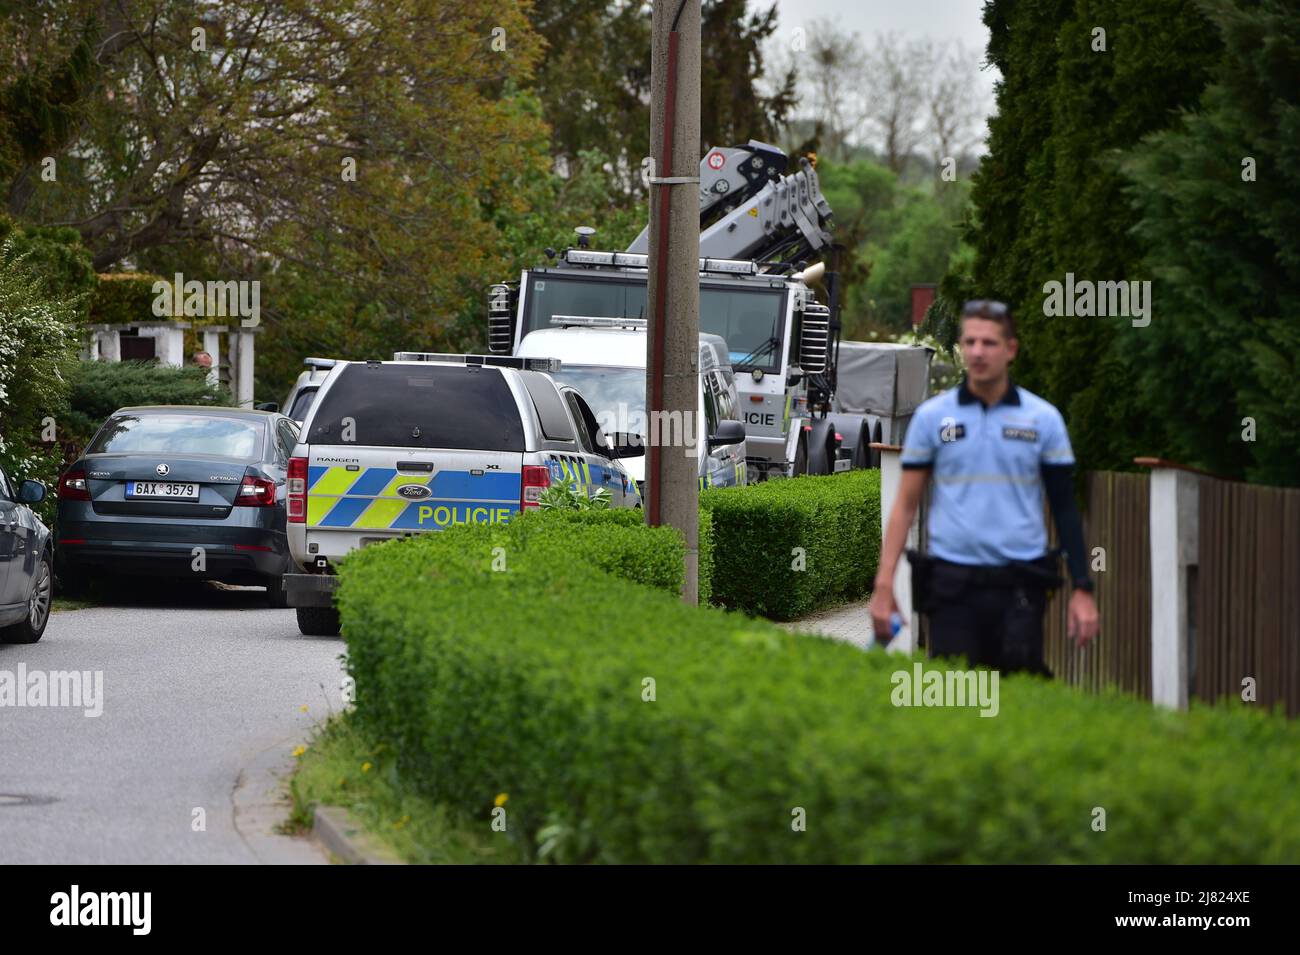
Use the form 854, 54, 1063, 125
0, 238, 81, 525
701, 469, 881, 620
63, 359, 232, 452
337, 510, 1300, 864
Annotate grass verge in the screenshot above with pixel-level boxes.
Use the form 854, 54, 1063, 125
287, 714, 524, 864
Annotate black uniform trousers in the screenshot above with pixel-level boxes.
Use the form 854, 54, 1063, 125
922, 558, 1053, 676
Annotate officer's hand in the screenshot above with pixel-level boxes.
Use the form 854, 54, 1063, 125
869, 581, 897, 645
1068, 589, 1099, 648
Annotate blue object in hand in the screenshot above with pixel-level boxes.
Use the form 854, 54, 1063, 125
889, 613, 903, 638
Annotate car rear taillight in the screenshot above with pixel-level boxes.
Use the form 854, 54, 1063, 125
521, 465, 551, 508
235, 475, 276, 507
58, 469, 90, 501
287, 457, 308, 523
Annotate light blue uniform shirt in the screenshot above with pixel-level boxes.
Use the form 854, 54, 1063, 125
900, 377, 1075, 566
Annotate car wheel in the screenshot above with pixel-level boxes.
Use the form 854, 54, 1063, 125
264, 574, 289, 609
2, 552, 53, 644
296, 605, 341, 636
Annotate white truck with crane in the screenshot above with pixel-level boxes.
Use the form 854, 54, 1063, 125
485, 140, 930, 479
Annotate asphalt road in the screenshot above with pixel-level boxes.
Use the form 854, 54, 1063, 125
0, 581, 346, 864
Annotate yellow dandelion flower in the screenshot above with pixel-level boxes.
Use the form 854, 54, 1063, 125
300, 704, 309, 713
291, 745, 306, 758
494, 792, 509, 807
361, 761, 372, 773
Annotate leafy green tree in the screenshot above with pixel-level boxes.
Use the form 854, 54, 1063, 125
1120, 0, 1300, 485
953, 0, 1224, 475
528, 1, 796, 189
700, 0, 796, 150
0, 213, 95, 314
817, 158, 969, 339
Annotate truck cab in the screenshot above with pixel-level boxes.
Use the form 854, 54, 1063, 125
491, 250, 837, 480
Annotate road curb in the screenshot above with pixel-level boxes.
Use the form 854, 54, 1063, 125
312, 805, 405, 865
233, 736, 330, 865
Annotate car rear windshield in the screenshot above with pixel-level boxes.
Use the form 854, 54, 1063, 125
307, 364, 525, 450
88, 414, 264, 458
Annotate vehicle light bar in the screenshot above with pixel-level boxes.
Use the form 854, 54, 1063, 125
392, 352, 561, 373
565, 250, 616, 265
563, 249, 760, 275
549, 315, 648, 329
303, 357, 337, 369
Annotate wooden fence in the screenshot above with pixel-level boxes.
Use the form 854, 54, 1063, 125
1043, 471, 1151, 698
1195, 479, 1300, 716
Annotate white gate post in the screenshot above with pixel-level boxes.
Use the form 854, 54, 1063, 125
1143, 459, 1201, 710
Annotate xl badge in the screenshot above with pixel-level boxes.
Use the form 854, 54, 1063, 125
397, 484, 432, 500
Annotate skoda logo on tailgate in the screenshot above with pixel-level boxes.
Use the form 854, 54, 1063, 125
397, 484, 432, 500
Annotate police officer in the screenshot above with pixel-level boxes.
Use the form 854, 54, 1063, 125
869, 300, 1099, 672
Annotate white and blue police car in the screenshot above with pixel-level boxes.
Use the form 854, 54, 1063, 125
283, 353, 643, 635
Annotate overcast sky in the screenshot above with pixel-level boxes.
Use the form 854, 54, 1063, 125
770, 0, 991, 49
769, 0, 999, 99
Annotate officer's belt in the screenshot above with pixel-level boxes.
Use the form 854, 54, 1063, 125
928, 555, 1063, 589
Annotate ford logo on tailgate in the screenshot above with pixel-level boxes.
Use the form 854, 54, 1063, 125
397, 484, 432, 500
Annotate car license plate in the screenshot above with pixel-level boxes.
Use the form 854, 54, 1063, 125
126, 481, 199, 500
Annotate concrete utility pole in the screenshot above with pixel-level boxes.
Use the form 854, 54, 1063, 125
646, 0, 702, 604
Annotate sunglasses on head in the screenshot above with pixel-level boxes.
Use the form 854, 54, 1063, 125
962, 299, 1010, 317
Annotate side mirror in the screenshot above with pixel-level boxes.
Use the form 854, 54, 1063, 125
707, 420, 746, 450
602, 432, 646, 459
18, 480, 46, 504
255, 401, 279, 412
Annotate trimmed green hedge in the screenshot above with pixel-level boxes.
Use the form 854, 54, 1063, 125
523, 506, 714, 605
701, 469, 881, 620
89, 273, 165, 325
337, 509, 1300, 864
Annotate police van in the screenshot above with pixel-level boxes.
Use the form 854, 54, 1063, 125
283, 353, 643, 636
514, 321, 747, 494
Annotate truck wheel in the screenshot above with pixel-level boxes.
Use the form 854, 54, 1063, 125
296, 606, 341, 637
808, 434, 831, 475
870, 421, 884, 469
851, 423, 870, 469
792, 435, 808, 476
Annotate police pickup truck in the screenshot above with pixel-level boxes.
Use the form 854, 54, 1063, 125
283, 353, 643, 636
